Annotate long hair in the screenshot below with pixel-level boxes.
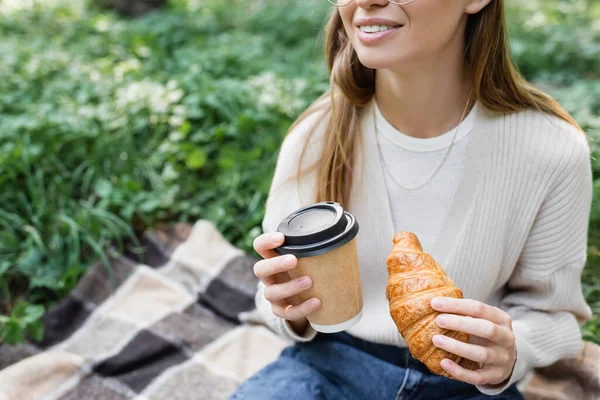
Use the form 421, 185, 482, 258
286, 1, 581, 207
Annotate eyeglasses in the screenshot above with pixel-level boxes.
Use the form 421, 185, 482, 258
327, 0, 417, 6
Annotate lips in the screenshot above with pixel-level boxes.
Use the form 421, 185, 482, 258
358, 24, 403, 33
354, 17, 404, 44
354, 17, 404, 29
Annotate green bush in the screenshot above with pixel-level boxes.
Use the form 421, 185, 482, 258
0, 0, 599, 345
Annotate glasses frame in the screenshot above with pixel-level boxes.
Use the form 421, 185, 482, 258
327, 0, 417, 5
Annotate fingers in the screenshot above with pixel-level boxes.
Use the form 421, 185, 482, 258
253, 232, 285, 260
271, 298, 321, 321
433, 334, 510, 366
431, 297, 512, 327
253, 254, 297, 282
253, 232, 321, 322
431, 298, 517, 386
438, 358, 507, 386
436, 314, 514, 347
264, 276, 313, 303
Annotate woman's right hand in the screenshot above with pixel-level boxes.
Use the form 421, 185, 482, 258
253, 232, 321, 335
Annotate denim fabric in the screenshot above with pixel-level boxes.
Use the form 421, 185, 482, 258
230, 331, 524, 400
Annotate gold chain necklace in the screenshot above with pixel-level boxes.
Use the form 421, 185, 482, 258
374, 90, 473, 191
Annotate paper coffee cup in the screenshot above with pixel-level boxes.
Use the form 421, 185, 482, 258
273, 201, 363, 333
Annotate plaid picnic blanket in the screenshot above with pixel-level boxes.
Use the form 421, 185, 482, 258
0, 220, 599, 399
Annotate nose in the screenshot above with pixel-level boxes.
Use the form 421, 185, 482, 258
355, 0, 390, 8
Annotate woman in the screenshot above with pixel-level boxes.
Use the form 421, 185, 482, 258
231, 0, 592, 399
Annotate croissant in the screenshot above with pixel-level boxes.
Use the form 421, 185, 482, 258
386, 231, 478, 378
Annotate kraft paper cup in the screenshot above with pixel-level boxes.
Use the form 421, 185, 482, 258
273, 201, 363, 333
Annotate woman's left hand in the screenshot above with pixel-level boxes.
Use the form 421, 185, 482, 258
430, 297, 517, 386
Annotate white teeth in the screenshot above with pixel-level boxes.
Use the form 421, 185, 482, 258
359, 25, 394, 33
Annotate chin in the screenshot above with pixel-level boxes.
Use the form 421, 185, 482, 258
354, 50, 404, 71
353, 43, 421, 72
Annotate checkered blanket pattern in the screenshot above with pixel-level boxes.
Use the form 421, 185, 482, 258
0, 220, 598, 399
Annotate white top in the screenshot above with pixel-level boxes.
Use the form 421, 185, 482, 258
375, 100, 476, 252
255, 96, 593, 395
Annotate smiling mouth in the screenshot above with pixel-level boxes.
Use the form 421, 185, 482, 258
358, 25, 403, 33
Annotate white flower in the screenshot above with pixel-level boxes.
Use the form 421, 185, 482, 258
136, 46, 151, 58
90, 71, 101, 82
161, 163, 179, 181
78, 106, 95, 118
168, 115, 184, 127
114, 59, 142, 82
167, 80, 179, 91
95, 18, 111, 33
169, 131, 185, 142
0, 0, 34, 15
248, 72, 308, 115
173, 105, 187, 116
167, 89, 184, 104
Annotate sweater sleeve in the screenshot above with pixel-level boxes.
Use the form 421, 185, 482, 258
477, 132, 593, 395
254, 103, 328, 343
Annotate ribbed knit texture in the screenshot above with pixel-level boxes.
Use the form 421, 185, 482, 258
256, 97, 593, 395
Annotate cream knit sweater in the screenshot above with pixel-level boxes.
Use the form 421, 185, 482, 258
255, 97, 593, 395
374, 99, 475, 253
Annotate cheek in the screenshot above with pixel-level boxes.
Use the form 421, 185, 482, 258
338, 7, 356, 37
404, 5, 462, 51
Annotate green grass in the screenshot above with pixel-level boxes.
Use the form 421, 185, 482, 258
0, 0, 599, 345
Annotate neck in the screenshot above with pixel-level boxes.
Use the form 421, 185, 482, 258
374, 45, 473, 139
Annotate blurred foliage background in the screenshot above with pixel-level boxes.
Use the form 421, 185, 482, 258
0, 0, 599, 345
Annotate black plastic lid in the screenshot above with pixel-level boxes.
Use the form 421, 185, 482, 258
273, 201, 359, 258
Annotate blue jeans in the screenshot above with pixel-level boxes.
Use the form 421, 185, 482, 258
230, 331, 524, 400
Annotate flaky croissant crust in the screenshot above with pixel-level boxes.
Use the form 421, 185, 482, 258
386, 232, 478, 378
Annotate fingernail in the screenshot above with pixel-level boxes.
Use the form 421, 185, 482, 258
307, 298, 320, 311
436, 315, 448, 327
440, 359, 452, 370
431, 297, 445, 309
297, 277, 311, 288
270, 232, 283, 244
282, 255, 295, 268
433, 335, 446, 346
